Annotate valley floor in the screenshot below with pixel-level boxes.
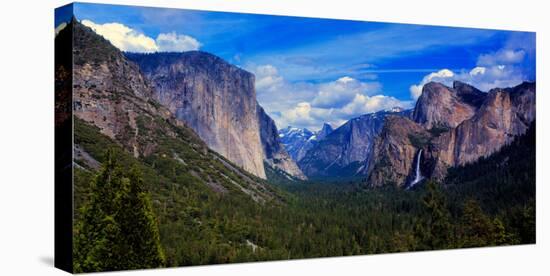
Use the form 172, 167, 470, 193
72, 120, 535, 272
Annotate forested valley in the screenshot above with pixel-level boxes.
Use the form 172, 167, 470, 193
72, 118, 535, 272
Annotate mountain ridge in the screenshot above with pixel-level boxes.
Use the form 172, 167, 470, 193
126, 51, 267, 178
67, 19, 279, 203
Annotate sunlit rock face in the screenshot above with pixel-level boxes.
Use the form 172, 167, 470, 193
127, 52, 267, 179
412, 82, 477, 129
427, 82, 536, 179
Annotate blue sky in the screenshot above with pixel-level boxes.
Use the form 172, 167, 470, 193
58, 2, 536, 130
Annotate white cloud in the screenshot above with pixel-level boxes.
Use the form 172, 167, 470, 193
156, 32, 201, 52
81, 19, 201, 53
409, 69, 454, 99
469, 66, 486, 76
409, 43, 533, 99
410, 65, 527, 98
341, 94, 410, 116
477, 49, 526, 66
82, 19, 158, 52
312, 76, 382, 108
251, 65, 411, 130
459, 65, 526, 91
254, 65, 284, 92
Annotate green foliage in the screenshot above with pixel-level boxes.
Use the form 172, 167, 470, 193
73, 117, 535, 270
74, 150, 165, 273
408, 133, 430, 148
444, 122, 536, 244
456, 199, 516, 247
415, 180, 453, 250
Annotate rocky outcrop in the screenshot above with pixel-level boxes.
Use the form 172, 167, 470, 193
68, 19, 278, 203
317, 123, 334, 141
367, 116, 430, 187
358, 81, 535, 187
412, 82, 477, 129
71, 17, 168, 158
257, 104, 307, 180
427, 82, 536, 179
127, 52, 266, 179
299, 110, 400, 178
453, 80, 486, 108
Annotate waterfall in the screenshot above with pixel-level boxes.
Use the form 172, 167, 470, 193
409, 149, 424, 188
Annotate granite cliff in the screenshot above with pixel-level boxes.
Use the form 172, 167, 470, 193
367, 115, 430, 187
367, 81, 535, 187
412, 82, 477, 129
257, 104, 307, 180
127, 52, 266, 179
68, 19, 278, 202
427, 81, 536, 179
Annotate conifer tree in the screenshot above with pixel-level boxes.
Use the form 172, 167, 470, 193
74, 150, 165, 272
417, 180, 453, 249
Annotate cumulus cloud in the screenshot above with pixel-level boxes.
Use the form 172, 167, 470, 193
477, 49, 526, 66
409, 69, 454, 99
275, 93, 411, 130
340, 94, 410, 116
82, 19, 158, 52
156, 32, 201, 52
254, 65, 285, 92
312, 76, 382, 108
81, 19, 201, 53
251, 64, 411, 130
409, 42, 534, 99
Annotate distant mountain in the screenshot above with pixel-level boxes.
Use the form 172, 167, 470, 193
278, 127, 315, 161
257, 105, 307, 180
126, 51, 266, 179
298, 110, 409, 179
278, 123, 334, 162
290, 80, 534, 187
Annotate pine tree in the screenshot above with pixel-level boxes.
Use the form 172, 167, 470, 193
417, 180, 453, 250
457, 199, 494, 247
74, 150, 165, 272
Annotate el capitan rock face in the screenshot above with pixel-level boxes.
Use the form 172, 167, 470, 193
127, 52, 266, 179
68, 20, 279, 203
257, 105, 307, 180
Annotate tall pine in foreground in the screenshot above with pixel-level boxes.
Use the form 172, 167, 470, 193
74, 150, 165, 272
415, 180, 453, 250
